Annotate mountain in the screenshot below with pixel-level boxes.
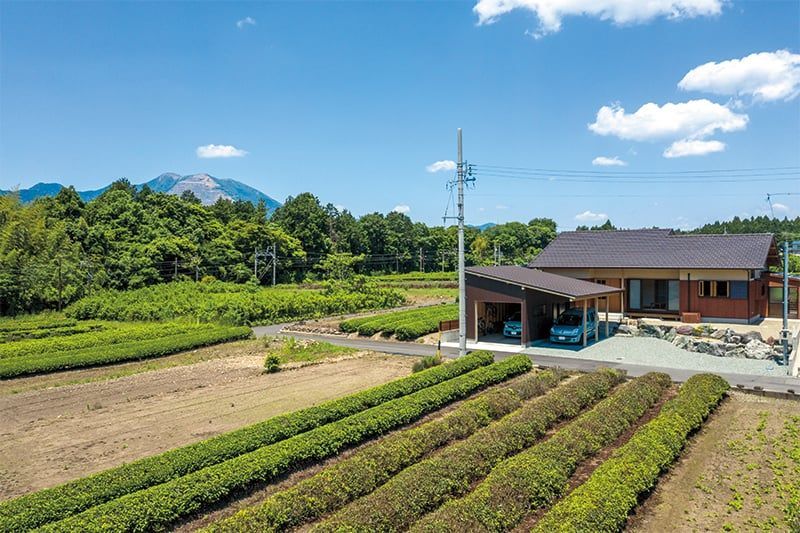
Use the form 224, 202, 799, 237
1, 173, 281, 211
469, 222, 497, 231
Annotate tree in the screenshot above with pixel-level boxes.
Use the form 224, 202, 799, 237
271, 193, 332, 257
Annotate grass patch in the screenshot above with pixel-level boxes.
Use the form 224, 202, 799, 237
263, 337, 358, 370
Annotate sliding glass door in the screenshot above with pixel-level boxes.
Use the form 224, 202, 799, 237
627, 279, 680, 312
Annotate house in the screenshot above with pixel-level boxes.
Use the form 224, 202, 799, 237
529, 229, 780, 324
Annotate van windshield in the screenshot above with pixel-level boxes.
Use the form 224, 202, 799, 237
555, 313, 581, 326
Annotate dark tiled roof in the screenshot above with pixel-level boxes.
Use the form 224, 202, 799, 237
466, 266, 622, 300
529, 229, 777, 270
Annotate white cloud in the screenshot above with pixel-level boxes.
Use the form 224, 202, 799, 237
473, 0, 723, 36
588, 99, 747, 158
392, 204, 411, 214
426, 160, 457, 173
663, 139, 725, 158
591, 155, 627, 166
196, 144, 248, 158
678, 50, 800, 102
772, 202, 790, 214
236, 16, 256, 29
574, 210, 608, 223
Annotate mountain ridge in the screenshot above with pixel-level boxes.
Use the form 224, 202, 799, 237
1, 173, 281, 211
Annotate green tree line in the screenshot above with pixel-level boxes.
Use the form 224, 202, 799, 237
0, 182, 557, 314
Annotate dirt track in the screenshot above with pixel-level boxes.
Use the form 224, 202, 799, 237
0, 351, 413, 500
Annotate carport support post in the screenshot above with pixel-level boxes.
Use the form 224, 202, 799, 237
594, 297, 599, 341
582, 299, 588, 347
605, 296, 610, 338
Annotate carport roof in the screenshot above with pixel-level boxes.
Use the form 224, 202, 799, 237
466, 266, 622, 300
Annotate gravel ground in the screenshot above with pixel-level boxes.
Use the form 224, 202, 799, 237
525, 336, 788, 376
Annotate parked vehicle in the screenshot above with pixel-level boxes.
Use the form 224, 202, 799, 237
503, 312, 522, 338
550, 307, 597, 344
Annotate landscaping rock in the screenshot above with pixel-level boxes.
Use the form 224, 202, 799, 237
744, 339, 773, 359
727, 346, 747, 358
676, 325, 694, 336
664, 328, 677, 343
639, 323, 663, 339
617, 324, 638, 336
741, 331, 763, 344
672, 335, 690, 349
729, 335, 742, 344
710, 329, 726, 340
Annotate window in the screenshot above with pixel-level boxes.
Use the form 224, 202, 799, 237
698, 280, 733, 298
730, 281, 747, 300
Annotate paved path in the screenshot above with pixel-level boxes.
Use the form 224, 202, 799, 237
251, 325, 800, 396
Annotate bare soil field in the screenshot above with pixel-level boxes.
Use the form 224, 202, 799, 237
0, 349, 413, 500
628, 391, 800, 532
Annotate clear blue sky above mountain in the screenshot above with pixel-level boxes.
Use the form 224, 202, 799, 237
1, 1, 798, 230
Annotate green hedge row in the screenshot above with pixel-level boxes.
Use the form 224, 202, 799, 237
340, 305, 457, 339
0, 352, 493, 531
205, 369, 566, 533
413, 372, 672, 532
532, 373, 729, 532
65, 281, 406, 325
0, 314, 76, 333
0, 323, 103, 343
0, 326, 252, 378
0, 321, 208, 360
38, 356, 531, 532
315, 368, 625, 532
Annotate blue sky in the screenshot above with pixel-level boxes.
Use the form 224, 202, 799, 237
1, 0, 798, 230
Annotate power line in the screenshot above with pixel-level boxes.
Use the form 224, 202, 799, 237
473, 163, 800, 176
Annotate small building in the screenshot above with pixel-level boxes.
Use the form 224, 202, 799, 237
529, 229, 780, 324
767, 273, 800, 320
466, 266, 622, 346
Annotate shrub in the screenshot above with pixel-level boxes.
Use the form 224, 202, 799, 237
532, 373, 729, 532
0, 351, 494, 531
0, 326, 252, 378
263, 354, 281, 373
413, 354, 443, 373
65, 281, 406, 325
205, 369, 566, 533
340, 304, 457, 340
315, 368, 625, 532
36, 356, 531, 532
412, 372, 672, 532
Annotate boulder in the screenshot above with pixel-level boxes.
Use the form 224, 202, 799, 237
639, 323, 664, 339
744, 339, 773, 359
617, 324, 638, 336
766, 336, 775, 346
729, 335, 742, 344
693, 341, 714, 354
741, 331, 763, 344
672, 335, 690, 349
676, 325, 694, 336
710, 329, 726, 340
664, 328, 678, 343
727, 346, 747, 358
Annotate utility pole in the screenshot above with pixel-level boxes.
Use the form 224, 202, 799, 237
783, 239, 790, 368
271, 243, 277, 286
457, 128, 467, 357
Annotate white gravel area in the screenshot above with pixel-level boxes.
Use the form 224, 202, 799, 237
525, 336, 789, 376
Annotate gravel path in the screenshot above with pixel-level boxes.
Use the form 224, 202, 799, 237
525, 336, 787, 376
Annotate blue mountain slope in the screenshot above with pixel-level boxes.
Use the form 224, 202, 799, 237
2, 173, 281, 211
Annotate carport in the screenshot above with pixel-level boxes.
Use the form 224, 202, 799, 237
466, 266, 624, 347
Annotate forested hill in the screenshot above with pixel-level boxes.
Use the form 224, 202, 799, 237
0, 179, 557, 315
685, 215, 800, 242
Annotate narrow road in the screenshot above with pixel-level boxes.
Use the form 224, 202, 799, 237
251, 326, 800, 397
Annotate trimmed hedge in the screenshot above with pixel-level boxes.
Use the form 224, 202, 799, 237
340, 305, 457, 340
0, 323, 103, 343
37, 356, 531, 533
65, 281, 406, 324
0, 314, 76, 333
412, 372, 672, 532
0, 326, 252, 378
532, 373, 729, 533
0, 321, 209, 359
0, 352, 494, 531
315, 368, 625, 532
204, 369, 566, 533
